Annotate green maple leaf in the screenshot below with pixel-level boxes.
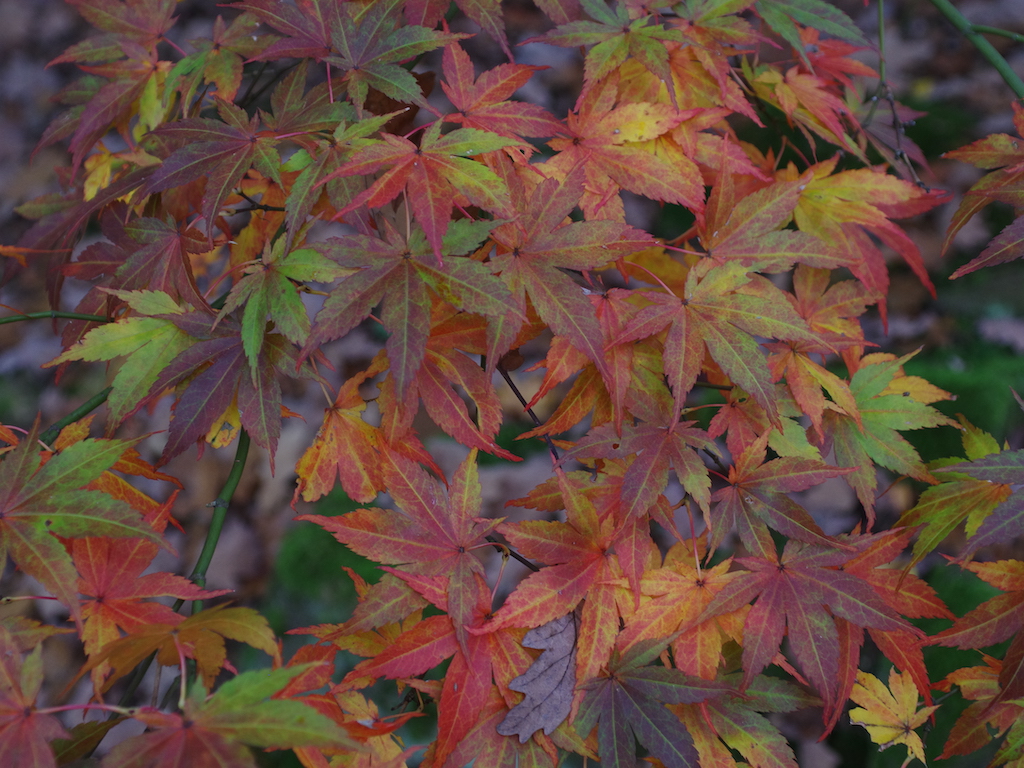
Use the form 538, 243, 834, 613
48, 290, 194, 431
823, 352, 954, 526
755, 0, 866, 67
897, 418, 1014, 567
219, 238, 350, 376
576, 640, 727, 768
0, 428, 164, 624
51, 290, 318, 464
164, 12, 271, 106
531, 0, 683, 98
934, 446, 1024, 557
100, 665, 357, 767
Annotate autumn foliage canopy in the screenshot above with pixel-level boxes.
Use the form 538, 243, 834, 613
4, 0, 1024, 765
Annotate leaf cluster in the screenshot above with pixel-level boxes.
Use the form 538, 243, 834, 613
1, 0, 1023, 765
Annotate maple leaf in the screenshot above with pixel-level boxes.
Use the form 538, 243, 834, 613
416, 333, 522, 461
62, 212, 209, 331
698, 539, 916, 712
543, 73, 704, 220
164, 13, 269, 105
53, 289, 320, 464
0, 428, 164, 625
497, 612, 578, 743
559, 419, 716, 519
675, 674, 817, 768
300, 450, 500, 653
933, 446, 1024, 557
793, 157, 946, 317
764, 266, 872, 429
218, 238, 349, 376
14, 168, 156, 307
294, 354, 389, 505
698, 170, 835, 274
335, 575, 513, 767
610, 259, 817, 423
305, 218, 517, 402
443, 687, 561, 768
142, 100, 281, 235
238, 0, 463, 113
836, 529, 953, 719
619, 545, 746, 680
750, 65, 863, 157
0, 627, 70, 768
480, 472, 632, 687
488, 163, 653, 377
755, 0, 867, 66
99, 666, 358, 768
796, 27, 877, 90
73, 535, 231, 688
937, 655, 1024, 761
321, 122, 523, 262
47, 290, 194, 432
440, 43, 563, 141
930, 557, 1024, 709
849, 668, 938, 765
709, 432, 851, 558
575, 639, 727, 768
941, 102, 1024, 276
897, 417, 1014, 568
821, 352, 954, 526
84, 604, 279, 692
45, 0, 171, 175
63, 0, 178, 50
0, 617, 73, 652
531, 0, 683, 98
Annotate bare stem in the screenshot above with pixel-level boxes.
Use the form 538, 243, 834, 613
928, 0, 1024, 98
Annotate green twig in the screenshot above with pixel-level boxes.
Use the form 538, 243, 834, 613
929, 0, 1024, 98
0, 311, 108, 326
694, 381, 734, 391
187, 430, 251, 597
39, 387, 113, 447
972, 25, 1024, 45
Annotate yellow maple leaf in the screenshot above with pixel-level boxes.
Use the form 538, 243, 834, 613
849, 668, 939, 765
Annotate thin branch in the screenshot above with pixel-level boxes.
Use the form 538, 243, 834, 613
187, 430, 252, 596
39, 387, 113, 448
485, 536, 541, 572
929, 0, 1024, 98
496, 362, 561, 464
115, 431, 252, 710
972, 25, 1024, 45
0, 311, 108, 326
237, 190, 286, 212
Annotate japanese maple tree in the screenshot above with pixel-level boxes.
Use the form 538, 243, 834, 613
3, 0, 1024, 765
